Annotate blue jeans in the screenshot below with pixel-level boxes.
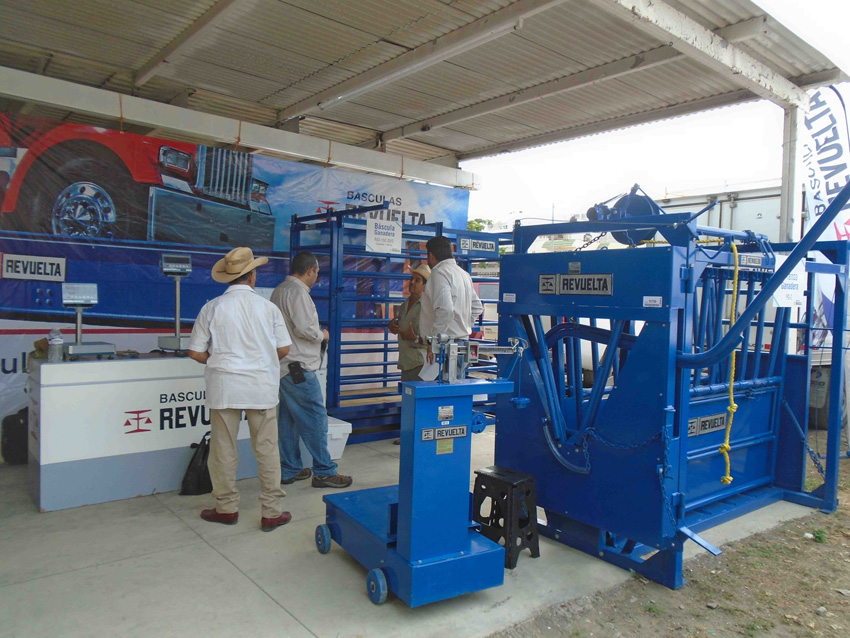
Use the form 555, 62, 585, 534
278, 370, 338, 479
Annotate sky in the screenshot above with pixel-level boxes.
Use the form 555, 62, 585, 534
461, 0, 850, 227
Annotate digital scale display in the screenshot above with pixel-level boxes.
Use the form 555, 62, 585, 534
161, 254, 192, 276
61, 283, 98, 306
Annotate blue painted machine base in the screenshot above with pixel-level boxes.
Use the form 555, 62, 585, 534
322, 485, 505, 608
539, 485, 787, 589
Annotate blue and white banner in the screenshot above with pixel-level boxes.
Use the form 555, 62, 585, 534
799, 86, 850, 348
802, 86, 850, 238
253, 158, 469, 251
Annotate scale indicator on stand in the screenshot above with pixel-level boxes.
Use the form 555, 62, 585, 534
61, 283, 116, 358
158, 254, 193, 351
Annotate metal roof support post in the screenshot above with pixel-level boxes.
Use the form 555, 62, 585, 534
780, 105, 802, 243
328, 214, 344, 410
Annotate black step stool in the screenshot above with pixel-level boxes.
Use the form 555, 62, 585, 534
472, 465, 540, 569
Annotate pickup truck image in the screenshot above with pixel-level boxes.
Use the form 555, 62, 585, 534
0, 113, 274, 249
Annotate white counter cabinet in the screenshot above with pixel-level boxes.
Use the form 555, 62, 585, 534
27, 356, 258, 511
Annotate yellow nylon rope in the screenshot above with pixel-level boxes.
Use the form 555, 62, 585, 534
719, 243, 740, 484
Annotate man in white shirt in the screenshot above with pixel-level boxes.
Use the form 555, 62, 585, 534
271, 251, 353, 489
188, 247, 293, 532
420, 235, 484, 349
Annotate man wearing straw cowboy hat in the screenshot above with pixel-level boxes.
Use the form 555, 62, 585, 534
188, 246, 293, 532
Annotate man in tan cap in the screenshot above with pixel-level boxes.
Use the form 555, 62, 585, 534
188, 247, 293, 532
388, 262, 430, 444
389, 263, 431, 383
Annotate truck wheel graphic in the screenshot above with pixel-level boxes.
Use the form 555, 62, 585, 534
26, 156, 146, 240
51, 180, 117, 237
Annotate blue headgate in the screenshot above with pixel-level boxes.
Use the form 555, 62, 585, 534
494, 183, 850, 588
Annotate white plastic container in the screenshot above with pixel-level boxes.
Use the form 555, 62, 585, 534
298, 416, 353, 464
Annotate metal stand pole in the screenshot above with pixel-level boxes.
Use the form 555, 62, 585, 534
74, 307, 83, 344
173, 276, 181, 338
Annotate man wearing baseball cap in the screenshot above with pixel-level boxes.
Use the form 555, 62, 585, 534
188, 247, 293, 532
389, 263, 431, 383
388, 262, 430, 444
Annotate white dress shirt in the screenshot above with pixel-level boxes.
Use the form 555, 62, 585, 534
189, 285, 292, 410
419, 259, 484, 339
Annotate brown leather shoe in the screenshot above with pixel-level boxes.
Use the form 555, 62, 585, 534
261, 511, 292, 532
200, 508, 238, 525
281, 468, 312, 484
312, 473, 353, 488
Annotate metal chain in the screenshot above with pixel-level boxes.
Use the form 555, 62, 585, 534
781, 399, 827, 481
805, 437, 827, 480
585, 427, 660, 451
658, 426, 678, 529
574, 231, 608, 252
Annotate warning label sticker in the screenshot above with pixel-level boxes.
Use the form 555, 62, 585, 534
436, 439, 454, 455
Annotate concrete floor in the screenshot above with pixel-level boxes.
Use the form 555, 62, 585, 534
0, 430, 811, 638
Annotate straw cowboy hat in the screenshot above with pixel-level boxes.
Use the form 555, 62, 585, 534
411, 263, 431, 281
212, 247, 268, 283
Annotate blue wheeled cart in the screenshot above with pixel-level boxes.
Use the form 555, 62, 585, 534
316, 377, 513, 607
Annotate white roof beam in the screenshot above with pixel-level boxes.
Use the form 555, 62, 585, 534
715, 15, 770, 43
134, 0, 241, 88
587, 0, 808, 110
277, 0, 570, 121
382, 16, 770, 143
0, 66, 478, 189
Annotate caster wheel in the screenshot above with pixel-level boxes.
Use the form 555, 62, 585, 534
366, 568, 388, 604
315, 524, 332, 554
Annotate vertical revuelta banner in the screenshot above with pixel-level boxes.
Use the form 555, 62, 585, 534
800, 86, 850, 350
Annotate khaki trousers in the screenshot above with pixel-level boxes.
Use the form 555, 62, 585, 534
208, 407, 284, 518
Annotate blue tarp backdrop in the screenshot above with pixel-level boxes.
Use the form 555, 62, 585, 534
0, 113, 470, 433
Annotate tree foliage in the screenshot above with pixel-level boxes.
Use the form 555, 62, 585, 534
467, 218, 494, 232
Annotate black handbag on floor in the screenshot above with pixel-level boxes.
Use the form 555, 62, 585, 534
180, 431, 213, 495
1, 408, 28, 465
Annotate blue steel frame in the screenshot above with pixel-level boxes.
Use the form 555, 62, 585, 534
290, 206, 509, 442
494, 183, 850, 588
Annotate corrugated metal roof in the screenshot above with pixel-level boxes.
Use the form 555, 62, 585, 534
516, 2, 661, 69
349, 84, 460, 120
450, 32, 582, 88
0, 2, 159, 68
281, 0, 480, 49
299, 117, 377, 145
0, 0, 845, 167
317, 101, 417, 131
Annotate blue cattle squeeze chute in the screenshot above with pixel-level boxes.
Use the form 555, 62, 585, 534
494, 181, 850, 588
